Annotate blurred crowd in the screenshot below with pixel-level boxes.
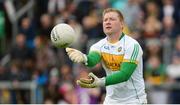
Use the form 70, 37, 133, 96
0, 0, 180, 104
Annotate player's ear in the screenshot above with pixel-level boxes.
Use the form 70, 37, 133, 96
120, 21, 124, 31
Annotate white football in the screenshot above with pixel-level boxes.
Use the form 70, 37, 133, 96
50, 23, 75, 48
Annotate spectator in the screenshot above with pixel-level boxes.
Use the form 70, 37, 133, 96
59, 64, 73, 83
145, 56, 167, 85
58, 82, 78, 104
39, 14, 53, 40
160, 16, 178, 39
19, 17, 36, 49
159, 0, 175, 20
48, 0, 66, 15
143, 16, 162, 38
34, 36, 57, 70
122, 0, 142, 32
9, 33, 33, 63
145, 56, 167, 104
166, 52, 180, 104
144, 39, 162, 61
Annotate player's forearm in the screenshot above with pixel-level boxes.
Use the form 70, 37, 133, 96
86, 51, 101, 67
105, 62, 137, 86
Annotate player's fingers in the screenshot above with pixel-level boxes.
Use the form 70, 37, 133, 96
69, 52, 76, 60
77, 80, 95, 88
74, 55, 81, 62
66, 49, 74, 56
79, 78, 93, 84
88, 72, 98, 80
67, 51, 75, 56
69, 52, 79, 62
77, 80, 89, 88
65, 47, 75, 53
73, 53, 83, 62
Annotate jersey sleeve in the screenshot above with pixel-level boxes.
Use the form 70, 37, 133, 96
86, 41, 102, 67
89, 43, 101, 54
123, 42, 143, 64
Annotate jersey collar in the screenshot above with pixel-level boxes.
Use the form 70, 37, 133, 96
106, 32, 125, 45
119, 32, 125, 41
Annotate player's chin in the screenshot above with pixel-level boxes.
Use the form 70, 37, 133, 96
105, 31, 113, 36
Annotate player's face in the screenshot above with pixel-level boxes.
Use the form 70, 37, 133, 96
103, 12, 122, 36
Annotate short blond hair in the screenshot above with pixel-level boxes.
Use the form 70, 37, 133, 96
103, 8, 124, 22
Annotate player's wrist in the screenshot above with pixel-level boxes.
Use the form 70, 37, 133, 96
97, 77, 105, 87
83, 54, 88, 65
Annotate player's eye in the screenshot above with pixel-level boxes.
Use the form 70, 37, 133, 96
104, 18, 116, 22
103, 18, 108, 22
110, 18, 116, 21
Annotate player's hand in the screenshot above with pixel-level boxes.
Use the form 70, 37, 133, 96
76, 72, 105, 88
66, 47, 87, 64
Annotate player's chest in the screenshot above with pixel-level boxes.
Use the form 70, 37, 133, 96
100, 44, 125, 71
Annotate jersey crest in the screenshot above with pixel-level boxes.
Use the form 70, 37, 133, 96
101, 52, 124, 71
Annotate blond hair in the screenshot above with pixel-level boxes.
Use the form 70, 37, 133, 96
103, 8, 124, 22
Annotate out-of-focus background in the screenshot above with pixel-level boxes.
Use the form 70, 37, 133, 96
0, 0, 180, 104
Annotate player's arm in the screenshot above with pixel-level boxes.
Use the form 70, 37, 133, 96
77, 62, 137, 88
66, 48, 101, 67
86, 51, 101, 67
77, 43, 142, 88
105, 62, 137, 86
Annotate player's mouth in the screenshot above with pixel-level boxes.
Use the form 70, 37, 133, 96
106, 26, 112, 30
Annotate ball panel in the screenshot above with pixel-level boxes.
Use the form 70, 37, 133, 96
50, 23, 75, 48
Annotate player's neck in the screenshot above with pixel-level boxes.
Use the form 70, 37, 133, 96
107, 32, 122, 43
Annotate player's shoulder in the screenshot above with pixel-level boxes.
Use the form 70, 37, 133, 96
124, 34, 143, 53
92, 37, 107, 47
124, 34, 140, 46
90, 37, 107, 51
